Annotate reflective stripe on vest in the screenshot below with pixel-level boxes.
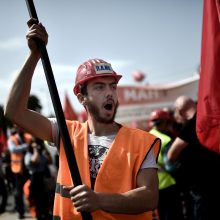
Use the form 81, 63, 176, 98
53, 121, 160, 220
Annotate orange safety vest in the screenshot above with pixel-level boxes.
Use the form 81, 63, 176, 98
53, 121, 160, 220
10, 133, 32, 174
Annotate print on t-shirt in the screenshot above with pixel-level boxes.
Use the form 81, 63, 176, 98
88, 144, 109, 179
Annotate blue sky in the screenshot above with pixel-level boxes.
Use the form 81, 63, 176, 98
0, 0, 203, 115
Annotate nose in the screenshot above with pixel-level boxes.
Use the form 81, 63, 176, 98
104, 86, 118, 107
105, 85, 114, 98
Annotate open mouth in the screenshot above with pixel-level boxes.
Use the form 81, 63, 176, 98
104, 103, 113, 111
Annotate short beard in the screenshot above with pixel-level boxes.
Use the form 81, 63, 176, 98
86, 101, 118, 124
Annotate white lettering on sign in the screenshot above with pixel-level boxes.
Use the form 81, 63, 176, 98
123, 89, 160, 102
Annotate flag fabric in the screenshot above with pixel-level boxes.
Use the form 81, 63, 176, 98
0, 128, 7, 154
78, 110, 88, 122
196, 0, 220, 154
63, 92, 78, 120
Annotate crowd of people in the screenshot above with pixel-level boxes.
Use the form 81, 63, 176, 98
0, 124, 57, 219
148, 96, 220, 220
1, 95, 220, 220
0, 17, 220, 220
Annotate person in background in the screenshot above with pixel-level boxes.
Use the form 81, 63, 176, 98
0, 155, 7, 214
167, 95, 220, 220
4, 18, 161, 220
1, 148, 15, 194
149, 109, 184, 220
25, 138, 53, 220
0, 118, 9, 214
7, 124, 32, 219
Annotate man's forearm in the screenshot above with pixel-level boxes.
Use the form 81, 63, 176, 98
98, 186, 157, 214
4, 52, 40, 122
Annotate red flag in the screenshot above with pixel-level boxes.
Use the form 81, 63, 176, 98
196, 0, 220, 154
0, 128, 7, 154
78, 110, 88, 122
63, 92, 78, 120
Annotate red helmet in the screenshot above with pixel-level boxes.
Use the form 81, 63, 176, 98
150, 109, 171, 121
73, 58, 122, 95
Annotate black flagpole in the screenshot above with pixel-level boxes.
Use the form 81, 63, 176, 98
24, 0, 92, 219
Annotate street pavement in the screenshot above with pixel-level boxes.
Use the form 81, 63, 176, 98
0, 193, 35, 220
0, 211, 34, 220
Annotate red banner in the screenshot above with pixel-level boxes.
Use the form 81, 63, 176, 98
0, 128, 7, 154
196, 0, 220, 154
63, 93, 78, 120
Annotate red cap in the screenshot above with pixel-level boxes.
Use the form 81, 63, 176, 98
73, 58, 122, 95
150, 109, 171, 121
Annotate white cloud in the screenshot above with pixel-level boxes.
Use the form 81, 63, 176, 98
0, 80, 11, 107
30, 63, 80, 115
0, 37, 26, 50
110, 59, 134, 69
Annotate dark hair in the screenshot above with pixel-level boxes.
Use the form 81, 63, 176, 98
79, 83, 88, 96
27, 138, 45, 154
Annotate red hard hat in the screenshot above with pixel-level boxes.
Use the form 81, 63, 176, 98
150, 109, 171, 121
73, 58, 122, 95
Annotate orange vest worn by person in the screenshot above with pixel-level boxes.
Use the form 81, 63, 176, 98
53, 121, 160, 220
10, 133, 32, 174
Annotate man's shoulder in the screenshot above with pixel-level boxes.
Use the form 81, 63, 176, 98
122, 125, 148, 135
66, 120, 87, 133
122, 126, 159, 142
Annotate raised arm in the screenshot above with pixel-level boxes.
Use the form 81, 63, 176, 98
4, 19, 52, 142
167, 137, 188, 162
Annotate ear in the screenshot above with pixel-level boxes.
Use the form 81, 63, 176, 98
77, 93, 86, 106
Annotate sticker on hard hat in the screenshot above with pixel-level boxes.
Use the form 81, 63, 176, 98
94, 63, 114, 75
